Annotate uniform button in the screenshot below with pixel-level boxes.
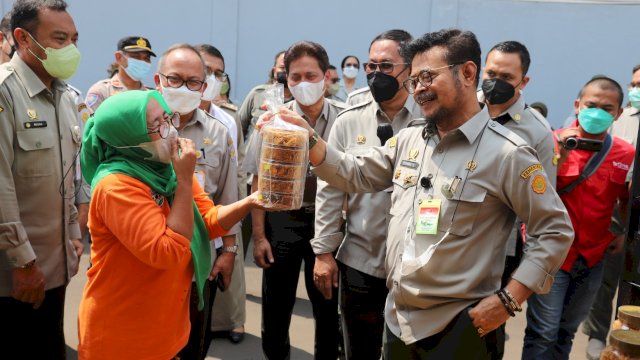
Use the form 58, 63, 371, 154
393, 281, 399, 286
63, 161, 67, 166
35, 141, 41, 149
437, 148, 443, 153
490, 122, 496, 127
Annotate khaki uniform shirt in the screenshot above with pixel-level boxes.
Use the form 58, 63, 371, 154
346, 86, 373, 106
179, 109, 240, 237
0, 56, 82, 295
479, 91, 557, 185
610, 106, 640, 147
209, 102, 247, 199
237, 84, 270, 142
312, 95, 422, 278
244, 99, 346, 207
313, 106, 574, 343
85, 73, 147, 113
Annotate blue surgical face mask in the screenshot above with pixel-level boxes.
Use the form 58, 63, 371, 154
123, 57, 151, 81
629, 87, 640, 109
578, 107, 614, 135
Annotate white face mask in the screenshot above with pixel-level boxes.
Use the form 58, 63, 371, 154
290, 79, 325, 106
201, 74, 223, 102
161, 84, 202, 114
343, 65, 359, 79
138, 126, 178, 163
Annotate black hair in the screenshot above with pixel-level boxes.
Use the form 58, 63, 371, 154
401, 28, 481, 86
633, 64, 640, 75
328, 64, 336, 70
369, 29, 412, 53
195, 43, 224, 64
268, 50, 286, 82
488, 40, 531, 75
341, 55, 359, 69
579, 75, 624, 108
284, 40, 329, 74
11, 0, 67, 49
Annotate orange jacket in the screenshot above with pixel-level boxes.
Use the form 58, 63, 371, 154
78, 173, 227, 360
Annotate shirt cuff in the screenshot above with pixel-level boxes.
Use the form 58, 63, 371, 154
311, 232, 344, 255
6, 241, 37, 268
312, 145, 342, 178
511, 258, 555, 294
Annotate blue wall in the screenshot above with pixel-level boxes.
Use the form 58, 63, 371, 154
2, 0, 637, 128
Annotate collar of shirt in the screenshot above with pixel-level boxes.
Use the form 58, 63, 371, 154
439, 106, 491, 145
627, 105, 640, 117
181, 108, 207, 129
290, 98, 330, 138
10, 55, 66, 97
478, 89, 526, 124
372, 93, 421, 122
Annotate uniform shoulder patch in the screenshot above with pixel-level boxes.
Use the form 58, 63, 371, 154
531, 175, 547, 194
85, 93, 100, 108
488, 122, 527, 147
520, 164, 543, 179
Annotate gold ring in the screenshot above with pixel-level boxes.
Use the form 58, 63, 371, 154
477, 327, 485, 336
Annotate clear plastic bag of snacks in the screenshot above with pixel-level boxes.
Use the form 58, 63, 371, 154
258, 84, 309, 210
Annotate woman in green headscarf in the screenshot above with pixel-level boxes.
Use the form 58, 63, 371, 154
77, 90, 260, 359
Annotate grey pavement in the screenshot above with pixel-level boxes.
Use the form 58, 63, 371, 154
64, 244, 590, 359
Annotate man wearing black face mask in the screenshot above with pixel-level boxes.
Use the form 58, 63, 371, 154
313, 29, 423, 359
0, 11, 15, 63
478, 42, 556, 312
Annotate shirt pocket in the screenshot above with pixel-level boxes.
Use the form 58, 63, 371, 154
611, 167, 628, 185
440, 182, 487, 237
15, 129, 55, 177
390, 168, 419, 216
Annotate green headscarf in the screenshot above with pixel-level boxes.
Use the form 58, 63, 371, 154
81, 90, 211, 310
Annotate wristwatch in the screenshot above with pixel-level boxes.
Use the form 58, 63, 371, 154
221, 245, 238, 255
309, 130, 320, 149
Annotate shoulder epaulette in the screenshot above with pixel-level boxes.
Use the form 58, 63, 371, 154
220, 102, 238, 112
488, 121, 527, 147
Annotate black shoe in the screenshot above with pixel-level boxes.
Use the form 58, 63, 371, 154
228, 330, 244, 344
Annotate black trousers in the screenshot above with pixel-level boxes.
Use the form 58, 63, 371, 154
262, 210, 340, 360
383, 307, 504, 360
0, 285, 67, 360
178, 279, 215, 360
338, 261, 387, 360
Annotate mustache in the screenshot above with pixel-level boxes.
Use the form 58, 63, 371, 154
415, 92, 436, 105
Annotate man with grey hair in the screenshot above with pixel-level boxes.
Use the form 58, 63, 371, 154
0, 0, 83, 359
155, 43, 239, 360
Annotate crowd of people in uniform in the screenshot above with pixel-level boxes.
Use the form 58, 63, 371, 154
1, 1, 639, 360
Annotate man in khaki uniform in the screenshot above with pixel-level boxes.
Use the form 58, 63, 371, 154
478, 41, 557, 304
272, 29, 573, 359
84, 36, 155, 112
238, 50, 291, 142
312, 29, 420, 360
196, 43, 248, 344
0, 1, 83, 358
155, 43, 239, 359
245, 40, 345, 360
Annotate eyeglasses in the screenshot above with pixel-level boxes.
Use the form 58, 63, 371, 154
159, 73, 205, 91
330, 77, 340, 84
148, 112, 180, 138
208, 70, 228, 82
363, 62, 408, 74
403, 64, 458, 94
